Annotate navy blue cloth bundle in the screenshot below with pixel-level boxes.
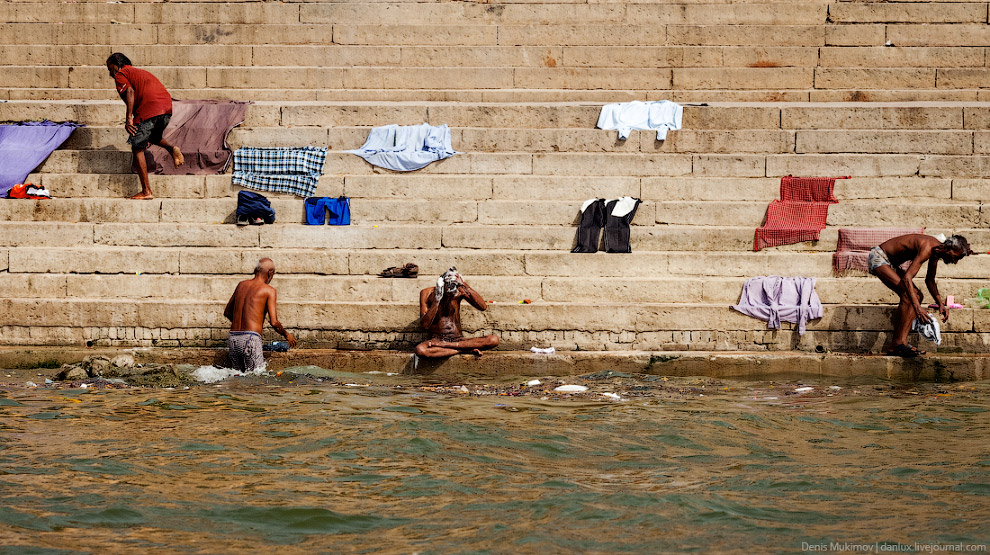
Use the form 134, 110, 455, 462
236, 190, 275, 224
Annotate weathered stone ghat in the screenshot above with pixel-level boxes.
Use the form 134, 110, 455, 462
4, 1, 990, 370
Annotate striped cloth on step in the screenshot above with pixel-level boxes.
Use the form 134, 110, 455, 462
754, 175, 848, 251
833, 227, 924, 275
232, 146, 327, 198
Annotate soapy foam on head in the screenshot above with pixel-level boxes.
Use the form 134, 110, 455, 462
192, 365, 267, 384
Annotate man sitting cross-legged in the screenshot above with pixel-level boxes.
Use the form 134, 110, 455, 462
868, 234, 972, 357
415, 268, 499, 358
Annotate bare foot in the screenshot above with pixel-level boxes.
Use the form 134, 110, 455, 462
130, 192, 154, 200
172, 147, 184, 168
471, 349, 482, 357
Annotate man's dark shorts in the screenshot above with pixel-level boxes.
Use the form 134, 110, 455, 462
127, 113, 170, 149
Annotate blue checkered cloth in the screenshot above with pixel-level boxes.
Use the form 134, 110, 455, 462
232, 146, 327, 198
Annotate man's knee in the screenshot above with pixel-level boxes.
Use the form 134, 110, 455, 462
484, 335, 499, 348
414, 342, 430, 357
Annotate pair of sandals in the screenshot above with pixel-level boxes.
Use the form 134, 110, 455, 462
380, 263, 419, 278
888, 344, 926, 358
236, 215, 266, 226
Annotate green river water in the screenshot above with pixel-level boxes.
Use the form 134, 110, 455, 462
1, 370, 988, 554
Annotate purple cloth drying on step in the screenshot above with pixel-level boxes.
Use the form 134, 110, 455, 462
731, 276, 823, 334
0, 120, 81, 196
138, 99, 250, 175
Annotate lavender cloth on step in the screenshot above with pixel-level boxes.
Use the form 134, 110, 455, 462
139, 99, 251, 175
731, 276, 823, 334
0, 120, 81, 196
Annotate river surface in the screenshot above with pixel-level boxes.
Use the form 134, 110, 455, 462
1, 369, 989, 554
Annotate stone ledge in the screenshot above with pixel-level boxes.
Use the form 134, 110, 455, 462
0, 347, 986, 382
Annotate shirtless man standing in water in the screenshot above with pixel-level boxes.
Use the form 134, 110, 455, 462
415, 268, 499, 358
224, 258, 297, 371
868, 234, 972, 357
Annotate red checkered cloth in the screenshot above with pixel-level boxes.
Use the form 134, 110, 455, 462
779, 175, 841, 203
754, 175, 848, 251
833, 227, 924, 275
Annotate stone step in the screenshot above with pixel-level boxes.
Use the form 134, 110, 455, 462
1, 45, 846, 69
2, 64, 820, 91
0, 197, 983, 228
35, 149, 990, 178
26, 174, 965, 203
0, 296, 982, 340
1, 272, 985, 306
1, 298, 987, 353
0, 23, 832, 47
0, 3, 829, 26
656, 200, 984, 228
4, 246, 989, 279
6, 347, 988, 382
2, 220, 982, 255
32, 65, 990, 95
27, 65, 990, 95
12, 87, 990, 103
15, 44, 982, 71
438, 224, 984, 254
62, 124, 985, 155
12, 100, 989, 130
63, 125, 797, 154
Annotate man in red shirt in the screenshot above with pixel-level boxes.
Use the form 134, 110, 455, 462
106, 53, 183, 200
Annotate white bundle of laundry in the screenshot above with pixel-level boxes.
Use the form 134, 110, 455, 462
348, 123, 458, 172
596, 100, 683, 141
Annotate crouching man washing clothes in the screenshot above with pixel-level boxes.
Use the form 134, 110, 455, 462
869, 234, 972, 358
224, 258, 297, 371
415, 268, 499, 358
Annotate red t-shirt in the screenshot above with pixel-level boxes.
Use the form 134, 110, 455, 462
113, 66, 172, 124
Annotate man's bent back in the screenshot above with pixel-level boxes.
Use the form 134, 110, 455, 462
223, 258, 296, 372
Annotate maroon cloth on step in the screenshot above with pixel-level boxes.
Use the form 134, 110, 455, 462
137, 99, 250, 175
753, 175, 847, 251
832, 227, 924, 275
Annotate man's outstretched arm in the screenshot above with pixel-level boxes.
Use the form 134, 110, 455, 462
924, 255, 948, 322
900, 249, 933, 323
266, 289, 297, 348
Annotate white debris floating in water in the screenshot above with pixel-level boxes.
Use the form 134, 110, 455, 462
554, 384, 588, 393
530, 347, 555, 355
601, 392, 622, 401
192, 365, 266, 384
794, 387, 814, 393
526, 379, 541, 386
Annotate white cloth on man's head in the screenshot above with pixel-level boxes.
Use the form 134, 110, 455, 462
912, 317, 942, 345
596, 100, 683, 140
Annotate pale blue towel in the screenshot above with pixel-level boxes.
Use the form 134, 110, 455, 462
348, 123, 458, 172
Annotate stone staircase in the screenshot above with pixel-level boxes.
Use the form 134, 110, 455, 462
2, 0, 990, 355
